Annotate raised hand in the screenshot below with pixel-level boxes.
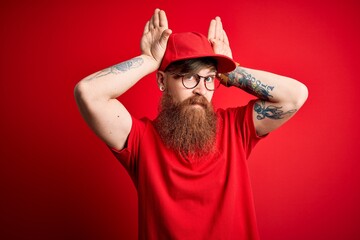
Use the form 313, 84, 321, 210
141, 9, 172, 67
208, 17, 233, 59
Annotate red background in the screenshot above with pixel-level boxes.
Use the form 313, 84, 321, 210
1, 0, 360, 239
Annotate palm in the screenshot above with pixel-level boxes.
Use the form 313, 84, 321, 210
211, 41, 232, 58
208, 17, 233, 59
141, 27, 168, 62
140, 9, 172, 64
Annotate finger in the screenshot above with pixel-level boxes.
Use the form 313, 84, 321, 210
208, 19, 216, 40
153, 8, 160, 27
215, 17, 223, 41
159, 29, 172, 48
149, 9, 157, 30
159, 9, 168, 28
223, 29, 230, 45
143, 21, 150, 34
149, 13, 155, 31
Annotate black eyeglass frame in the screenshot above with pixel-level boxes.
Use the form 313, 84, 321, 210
172, 73, 221, 91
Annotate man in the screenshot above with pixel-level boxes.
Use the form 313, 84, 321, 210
74, 9, 308, 240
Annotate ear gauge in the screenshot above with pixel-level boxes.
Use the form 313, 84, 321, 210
159, 86, 165, 92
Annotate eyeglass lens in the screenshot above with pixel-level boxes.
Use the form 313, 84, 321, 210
182, 74, 219, 91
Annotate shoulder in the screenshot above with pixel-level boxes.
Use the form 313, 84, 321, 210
216, 100, 262, 139
216, 100, 256, 121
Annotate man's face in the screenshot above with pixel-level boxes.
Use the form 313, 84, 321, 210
155, 67, 218, 159
164, 67, 216, 105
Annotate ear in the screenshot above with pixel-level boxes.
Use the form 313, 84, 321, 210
156, 71, 167, 90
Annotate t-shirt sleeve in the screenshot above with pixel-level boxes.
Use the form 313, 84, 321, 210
108, 116, 146, 184
240, 99, 267, 157
220, 99, 267, 159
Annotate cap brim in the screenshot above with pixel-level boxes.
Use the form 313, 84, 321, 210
211, 54, 237, 73
166, 54, 237, 73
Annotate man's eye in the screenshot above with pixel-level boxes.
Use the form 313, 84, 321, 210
205, 76, 215, 82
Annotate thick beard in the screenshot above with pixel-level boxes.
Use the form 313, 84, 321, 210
154, 92, 217, 160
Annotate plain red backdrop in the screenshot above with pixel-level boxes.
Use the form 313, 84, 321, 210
1, 0, 359, 239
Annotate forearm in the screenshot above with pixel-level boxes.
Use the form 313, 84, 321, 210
74, 54, 158, 150
73, 9, 171, 150
75, 54, 158, 102
220, 66, 308, 106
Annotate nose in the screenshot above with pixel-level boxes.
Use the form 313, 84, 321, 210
192, 79, 207, 96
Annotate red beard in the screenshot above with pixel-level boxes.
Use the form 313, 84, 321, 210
154, 92, 217, 160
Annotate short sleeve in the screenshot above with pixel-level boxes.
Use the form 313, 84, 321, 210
108, 116, 147, 184
238, 99, 267, 157
217, 99, 267, 159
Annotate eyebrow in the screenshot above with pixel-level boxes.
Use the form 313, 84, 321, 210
201, 70, 217, 75
197, 66, 216, 73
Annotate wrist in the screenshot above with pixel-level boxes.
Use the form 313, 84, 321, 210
217, 62, 240, 87
140, 54, 162, 73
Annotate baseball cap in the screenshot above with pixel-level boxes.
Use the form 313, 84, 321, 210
159, 32, 236, 73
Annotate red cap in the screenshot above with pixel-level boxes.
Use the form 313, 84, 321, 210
159, 32, 236, 73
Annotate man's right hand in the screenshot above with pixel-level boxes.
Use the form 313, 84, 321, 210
140, 9, 172, 68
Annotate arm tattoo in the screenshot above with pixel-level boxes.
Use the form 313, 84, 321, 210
88, 57, 143, 80
228, 67, 274, 101
254, 100, 297, 120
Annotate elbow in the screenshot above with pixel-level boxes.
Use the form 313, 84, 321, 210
74, 80, 85, 102
292, 81, 309, 110
74, 79, 94, 106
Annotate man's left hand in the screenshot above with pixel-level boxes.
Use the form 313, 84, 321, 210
208, 17, 233, 59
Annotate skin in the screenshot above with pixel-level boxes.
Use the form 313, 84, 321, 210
156, 67, 217, 104
74, 8, 308, 151
207, 16, 308, 136
74, 9, 171, 150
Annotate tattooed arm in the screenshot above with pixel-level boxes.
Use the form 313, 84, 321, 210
208, 17, 308, 136
74, 9, 172, 150
225, 67, 308, 136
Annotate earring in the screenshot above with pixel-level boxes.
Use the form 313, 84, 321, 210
160, 86, 165, 92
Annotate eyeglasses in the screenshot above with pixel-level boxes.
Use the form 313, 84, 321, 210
174, 73, 220, 91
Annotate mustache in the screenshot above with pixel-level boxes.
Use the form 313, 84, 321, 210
180, 95, 210, 108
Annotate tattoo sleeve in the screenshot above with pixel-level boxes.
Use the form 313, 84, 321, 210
226, 67, 274, 101
221, 66, 299, 120
87, 57, 144, 80
254, 100, 297, 120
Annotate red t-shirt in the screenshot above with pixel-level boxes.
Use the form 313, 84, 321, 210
110, 100, 264, 240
